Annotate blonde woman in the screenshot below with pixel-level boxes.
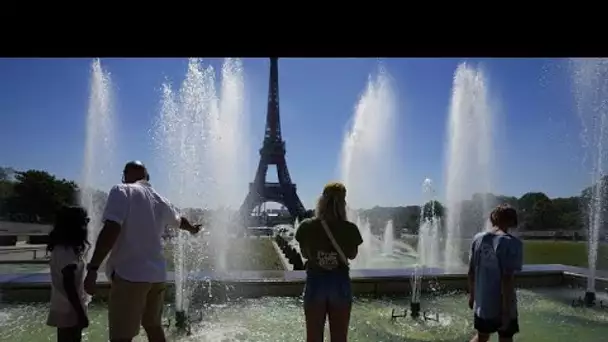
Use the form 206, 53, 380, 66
295, 182, 363, 342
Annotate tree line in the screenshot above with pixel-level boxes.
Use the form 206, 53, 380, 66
0, 167, 79, 223
360, 189, 600, 238
0, 166, 604, 236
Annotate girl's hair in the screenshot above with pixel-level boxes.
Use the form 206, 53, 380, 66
315, 182, 347, 222
47, 205, 90, 258
490, 204, 518, 228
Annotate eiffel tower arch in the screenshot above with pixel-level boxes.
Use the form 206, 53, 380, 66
238, 58, 308, 226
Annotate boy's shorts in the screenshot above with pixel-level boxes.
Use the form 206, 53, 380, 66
474, 314, 519, 338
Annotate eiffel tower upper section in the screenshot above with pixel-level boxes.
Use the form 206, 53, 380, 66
239, 57, 307, 222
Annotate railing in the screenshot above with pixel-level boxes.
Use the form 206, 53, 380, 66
0, 247, 48, 261
401, 230, 604, 241
0, 221, 52, 235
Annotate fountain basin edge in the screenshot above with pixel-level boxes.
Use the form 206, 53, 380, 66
0, 264, 605, 303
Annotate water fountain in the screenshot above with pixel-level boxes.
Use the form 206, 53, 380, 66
155, 59, 208, 329
571, 58, 608, 308
206, 58, 246, 271
5, 58, 608, 342
354, 216, 373, 268
444, 62, 493, 272
339, 63, 401, 268
154, 58, 246, 332
418, 178, 442, 268
80, 58, 115, 262
381, 220, 394, 255
392, 178, 443, 321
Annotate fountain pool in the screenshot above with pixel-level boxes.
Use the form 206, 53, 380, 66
1, 287, 607, 341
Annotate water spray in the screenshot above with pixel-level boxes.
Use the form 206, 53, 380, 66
174, 310, 190, 334
390, 266, 439, 322
390, 304, 439, 322
170, 309, 205, 335
571, 291, 606, 309
570, 58, 608, 312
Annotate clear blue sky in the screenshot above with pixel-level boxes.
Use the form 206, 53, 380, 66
0, 58, 591, 209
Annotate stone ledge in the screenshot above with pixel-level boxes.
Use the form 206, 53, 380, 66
0, 264, 591, 303
271, 241, 292, 271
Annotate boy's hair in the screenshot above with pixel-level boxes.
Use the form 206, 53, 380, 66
315, 182, 347, 221
47, 205, 90, 257
490, 204, 518, 228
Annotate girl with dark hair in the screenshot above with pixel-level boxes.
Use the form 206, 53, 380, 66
46, 205, 90, 342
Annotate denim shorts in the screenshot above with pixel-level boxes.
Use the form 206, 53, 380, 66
303, 270, 352, 306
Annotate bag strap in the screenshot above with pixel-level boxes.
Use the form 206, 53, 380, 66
320, 220, 349, 266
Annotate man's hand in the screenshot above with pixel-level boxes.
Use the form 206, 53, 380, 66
188, 224, 202, 235
179, 217, 201, 235
468, 295, 474, 310
84, 271, 98, 295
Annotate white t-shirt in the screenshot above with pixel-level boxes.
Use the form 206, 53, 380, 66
102, 180, 181, 283
48, 246, 88, 327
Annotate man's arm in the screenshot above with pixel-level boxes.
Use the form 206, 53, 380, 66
161, 201, 199, 234
88, 186, 128, 268
89, 220, 122, 268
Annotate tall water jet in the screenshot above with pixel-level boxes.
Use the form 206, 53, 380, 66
339, 64, 397, 268
154, 58, 246, 319
155, 59, 210, 315
570, 58, 608, 304
340, 64, 397, 209
382, 220, 394, 255
80, 59, 115, 262
444, 63, 493, 272
354, 217, 373, 268
206, 58, 246, 271
409, 265, 422, 318
418, 178, 441, 268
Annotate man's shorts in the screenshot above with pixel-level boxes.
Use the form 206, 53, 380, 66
109, 273, 166, 340
474, 314, 520, 338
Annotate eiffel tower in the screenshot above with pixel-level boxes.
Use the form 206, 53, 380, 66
238, 57, 307, 225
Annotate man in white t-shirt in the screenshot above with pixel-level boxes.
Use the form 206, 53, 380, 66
84, 161, 200, 342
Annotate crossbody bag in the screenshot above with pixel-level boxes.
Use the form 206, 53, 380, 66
320, 219, 349, 267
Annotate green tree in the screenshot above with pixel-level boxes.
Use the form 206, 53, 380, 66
392, 205, 421, 235
0, 167, 16, 218
7, 170, 78, 223
0, 180, 14, 218
0, 167, 16, 181
552, 197, 582, 231
422, 200, 444, 220
518, 192, 557, 230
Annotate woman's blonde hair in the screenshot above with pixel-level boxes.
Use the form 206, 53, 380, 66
315, 182, 347, 221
